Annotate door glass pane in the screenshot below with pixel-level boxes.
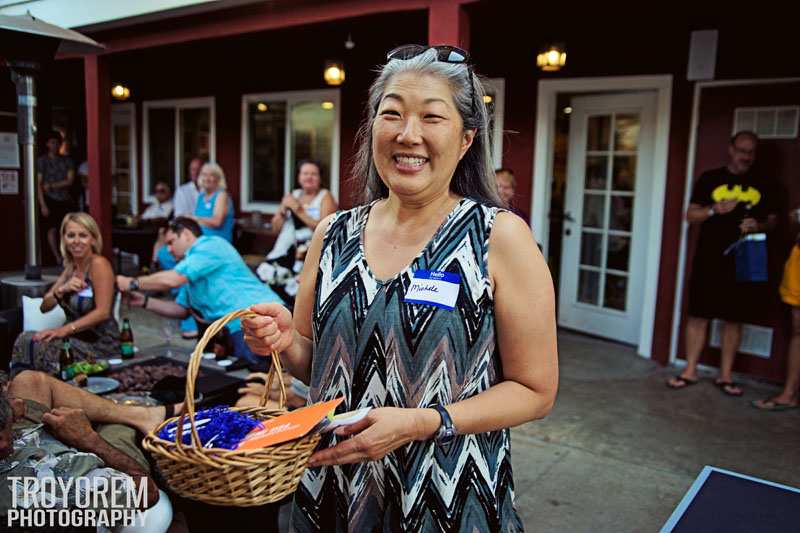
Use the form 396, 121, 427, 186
580, 232, 603, 267
614, 113, 640, 151
249, 101, 287, 203
587, 115, 610, 151
584, 155, 608, 190
289, 101, 335, 189
114, 148, 129, 170
148, 108, 175, 195
609, 196, 634, 231
180, 108, 211, 184
578, 269, 600, 305
582, 194, 605, 228
606, 235, 631, 272
612, 155, 636, 191
604, 273, 627, 311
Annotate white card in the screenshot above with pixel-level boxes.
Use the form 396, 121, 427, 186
404, 270, 460, 310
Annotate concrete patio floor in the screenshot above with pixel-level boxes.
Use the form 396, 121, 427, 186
127, 309, 798, 532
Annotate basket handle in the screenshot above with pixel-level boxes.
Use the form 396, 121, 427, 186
176, 308, 286, 449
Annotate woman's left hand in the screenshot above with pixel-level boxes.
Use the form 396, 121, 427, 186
281, 194, 300, 212
33, 326, 69, 343
307, 407, 436, 467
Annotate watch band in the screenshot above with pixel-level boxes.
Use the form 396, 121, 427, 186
432, 404, 457, 444
707, 207, 715, 217
129, 278, 140, 291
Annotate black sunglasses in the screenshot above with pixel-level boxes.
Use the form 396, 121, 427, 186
385, 44, 476, 116
167, 220, 189, 234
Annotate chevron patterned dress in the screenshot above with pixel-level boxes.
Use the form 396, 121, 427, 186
292, 198, 524, 532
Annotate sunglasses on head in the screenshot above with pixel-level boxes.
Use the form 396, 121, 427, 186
387, 44, 470, 64
167, 221, 188, 234
385, 44, 476, 116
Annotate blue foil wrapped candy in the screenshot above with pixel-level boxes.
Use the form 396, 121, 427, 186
157, 406, 263, 450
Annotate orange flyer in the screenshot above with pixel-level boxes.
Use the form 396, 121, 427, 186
237, 397, 344, 450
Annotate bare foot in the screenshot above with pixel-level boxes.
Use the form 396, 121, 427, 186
136, 402, 183, 434
667, 375, 698, 389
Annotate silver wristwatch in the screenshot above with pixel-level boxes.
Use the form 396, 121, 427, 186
707, 207, 715, 217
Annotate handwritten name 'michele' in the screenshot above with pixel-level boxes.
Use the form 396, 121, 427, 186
411, 283, 439, 293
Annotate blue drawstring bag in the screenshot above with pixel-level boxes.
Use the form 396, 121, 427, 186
725, 233, 768, 283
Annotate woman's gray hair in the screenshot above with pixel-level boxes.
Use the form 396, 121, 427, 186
352, 48, 501, 207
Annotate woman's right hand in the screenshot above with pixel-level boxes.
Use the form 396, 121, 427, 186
242, 303, 295, 355
58, 275, 86, 297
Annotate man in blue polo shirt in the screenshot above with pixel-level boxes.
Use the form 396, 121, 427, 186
116, 217, 283, 363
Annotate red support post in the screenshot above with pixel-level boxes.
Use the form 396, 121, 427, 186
83, 54, 113, 261
427, 0, 471, 49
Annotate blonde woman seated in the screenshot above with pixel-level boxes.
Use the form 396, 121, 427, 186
11, 213, 120, 377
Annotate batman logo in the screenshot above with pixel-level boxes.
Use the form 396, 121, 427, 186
711, 184, 761, 206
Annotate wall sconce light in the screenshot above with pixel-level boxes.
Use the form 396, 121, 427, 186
111, 84, 130, 100
537, 44, 566, 72
324, 61, 345, 86
321, 101, 334, 110
256, 102, 268, 112
482, 94, 493, 104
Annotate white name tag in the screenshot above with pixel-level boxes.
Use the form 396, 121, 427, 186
404, 270, 460, 310
77, 286, 94, 298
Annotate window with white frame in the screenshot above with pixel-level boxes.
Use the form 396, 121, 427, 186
734, 106, 799, 139
484, 78, 506, 168
111, 103, 138, 215
241, 90, 340, 211
143, 97, 215, 201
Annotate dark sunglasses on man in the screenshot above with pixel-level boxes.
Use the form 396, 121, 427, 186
385, 44, 477, 115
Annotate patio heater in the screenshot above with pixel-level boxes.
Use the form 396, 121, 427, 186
0, 13, 102, 306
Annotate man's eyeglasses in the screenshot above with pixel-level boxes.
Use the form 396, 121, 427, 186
385, 44, 476, 116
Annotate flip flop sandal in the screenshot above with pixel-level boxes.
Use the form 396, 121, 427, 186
715, 381, 743, 396
751, 399, 799, 411
667, 375, 699, 389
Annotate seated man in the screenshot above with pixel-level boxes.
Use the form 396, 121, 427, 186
140, 181, 173, 225
0, 371, 172, 529
117, 217, 284, 364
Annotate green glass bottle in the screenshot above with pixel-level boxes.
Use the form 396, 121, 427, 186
120, 318, 135, 359
59, 340, 73, 381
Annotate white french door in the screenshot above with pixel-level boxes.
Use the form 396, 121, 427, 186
558, 92, 656, 344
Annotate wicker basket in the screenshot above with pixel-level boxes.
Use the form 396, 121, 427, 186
142, 309, 320, 506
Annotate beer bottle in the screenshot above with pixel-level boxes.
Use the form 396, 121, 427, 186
213, 327, 229, 360
120, 318, 135, 359
59, 340, 73, 381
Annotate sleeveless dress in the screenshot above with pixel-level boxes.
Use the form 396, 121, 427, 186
195, 189, 234, 242
11, 272, 121, 377
266, 188, 330, 261
292, 197, 523, 532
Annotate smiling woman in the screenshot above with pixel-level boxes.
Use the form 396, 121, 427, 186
11, 213, 121, 377
243, 45, 558, 532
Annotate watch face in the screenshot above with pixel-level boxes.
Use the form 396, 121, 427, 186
436, 428, 456, 444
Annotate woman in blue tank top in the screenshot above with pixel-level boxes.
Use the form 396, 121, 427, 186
194, 162, 234, 242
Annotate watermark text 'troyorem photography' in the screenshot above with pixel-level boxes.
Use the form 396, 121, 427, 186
6, 475, 148, 528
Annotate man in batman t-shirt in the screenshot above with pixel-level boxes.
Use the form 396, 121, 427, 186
668, 131, 777, 396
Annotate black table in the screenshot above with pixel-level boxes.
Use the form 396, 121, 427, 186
112, 225, 159, 273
